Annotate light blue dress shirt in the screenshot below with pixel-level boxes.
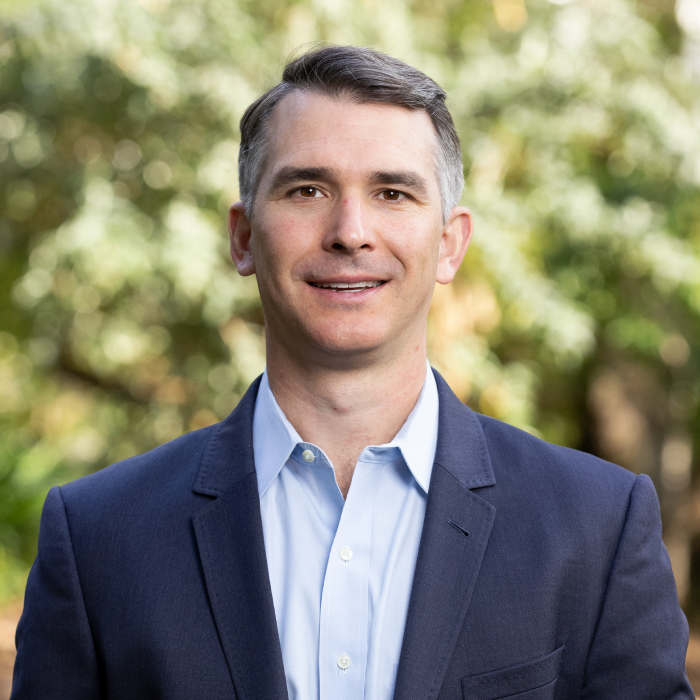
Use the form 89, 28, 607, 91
253, 363, 439, 700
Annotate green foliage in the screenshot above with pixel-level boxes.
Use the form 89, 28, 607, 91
2, 0, 700, 601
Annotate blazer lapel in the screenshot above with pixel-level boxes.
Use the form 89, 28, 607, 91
393, 371, 497, 700
192, 378, 289, 700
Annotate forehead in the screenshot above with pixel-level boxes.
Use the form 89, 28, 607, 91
261, 91, 439, 187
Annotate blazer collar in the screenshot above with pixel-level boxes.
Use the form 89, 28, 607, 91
193, 369, 495, 498
193, 375, 262, 498
191, 375, 289, 700
394, 370, 497, 700
432, 368, 496, 490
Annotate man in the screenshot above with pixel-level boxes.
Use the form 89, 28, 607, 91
11, 45, 693, 699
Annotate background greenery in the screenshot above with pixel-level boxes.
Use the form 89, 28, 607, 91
2, 0, 700, 618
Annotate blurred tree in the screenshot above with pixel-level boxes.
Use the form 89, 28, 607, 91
2, 0, 700, 611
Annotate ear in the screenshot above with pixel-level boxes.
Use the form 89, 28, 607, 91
436, 206, 472, 285
228, 202, 256, 276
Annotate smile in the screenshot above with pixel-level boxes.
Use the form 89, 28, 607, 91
309, 280, 386, 293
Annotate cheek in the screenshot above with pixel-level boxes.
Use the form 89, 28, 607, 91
251, 215, 310, 274
383, 223, 442, 280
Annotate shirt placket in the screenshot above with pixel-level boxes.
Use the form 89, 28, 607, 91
318, 455, 383, 700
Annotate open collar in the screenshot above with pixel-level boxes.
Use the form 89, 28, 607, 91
192, 368, 495, 499
252, 362, 439, 498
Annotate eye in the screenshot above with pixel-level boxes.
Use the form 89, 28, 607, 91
380, 189, 404, 201
297, 186, 323, 198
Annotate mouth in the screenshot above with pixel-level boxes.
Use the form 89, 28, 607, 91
308, 280, 387, 293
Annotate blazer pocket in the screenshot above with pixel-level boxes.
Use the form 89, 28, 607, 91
461, 646, 564, 700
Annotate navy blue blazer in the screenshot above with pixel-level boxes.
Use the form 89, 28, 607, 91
12, 371, 694, 699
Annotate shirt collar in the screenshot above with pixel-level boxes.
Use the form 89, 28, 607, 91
252, 361, 439, 498
253, 371, 302, 498
381, 362, 438, 493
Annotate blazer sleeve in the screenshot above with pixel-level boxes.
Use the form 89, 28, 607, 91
581, 474, 694, 699
11, 486, 102, 699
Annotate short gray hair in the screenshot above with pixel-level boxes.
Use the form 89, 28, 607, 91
238, 45, 464, 222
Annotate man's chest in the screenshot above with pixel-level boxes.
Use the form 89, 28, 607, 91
260, 454, 427, 700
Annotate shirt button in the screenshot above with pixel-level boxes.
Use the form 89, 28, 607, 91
340, 546, 353, 562
302, 449, 315, 463
337, 653, 351, 670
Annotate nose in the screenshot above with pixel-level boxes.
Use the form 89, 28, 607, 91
323, 196, 375, 255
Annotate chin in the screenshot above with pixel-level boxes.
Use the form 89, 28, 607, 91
312, 335, 385, 357
305, 324, 390, 358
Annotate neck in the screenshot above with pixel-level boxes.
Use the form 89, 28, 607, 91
266, 334, 428, 498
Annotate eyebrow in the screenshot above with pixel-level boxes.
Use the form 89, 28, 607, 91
369, 170, 431, 198
266, 166, 431, 199
267, 166, 336, 193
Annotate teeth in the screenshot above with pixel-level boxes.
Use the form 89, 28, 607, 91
316, 281, 383, 289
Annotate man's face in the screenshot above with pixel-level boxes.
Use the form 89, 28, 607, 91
230, 91, 471, 365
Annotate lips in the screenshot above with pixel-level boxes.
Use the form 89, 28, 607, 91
309, 280, 386, 293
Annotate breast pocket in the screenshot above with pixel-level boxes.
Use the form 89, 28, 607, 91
461, 646, 563, 700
